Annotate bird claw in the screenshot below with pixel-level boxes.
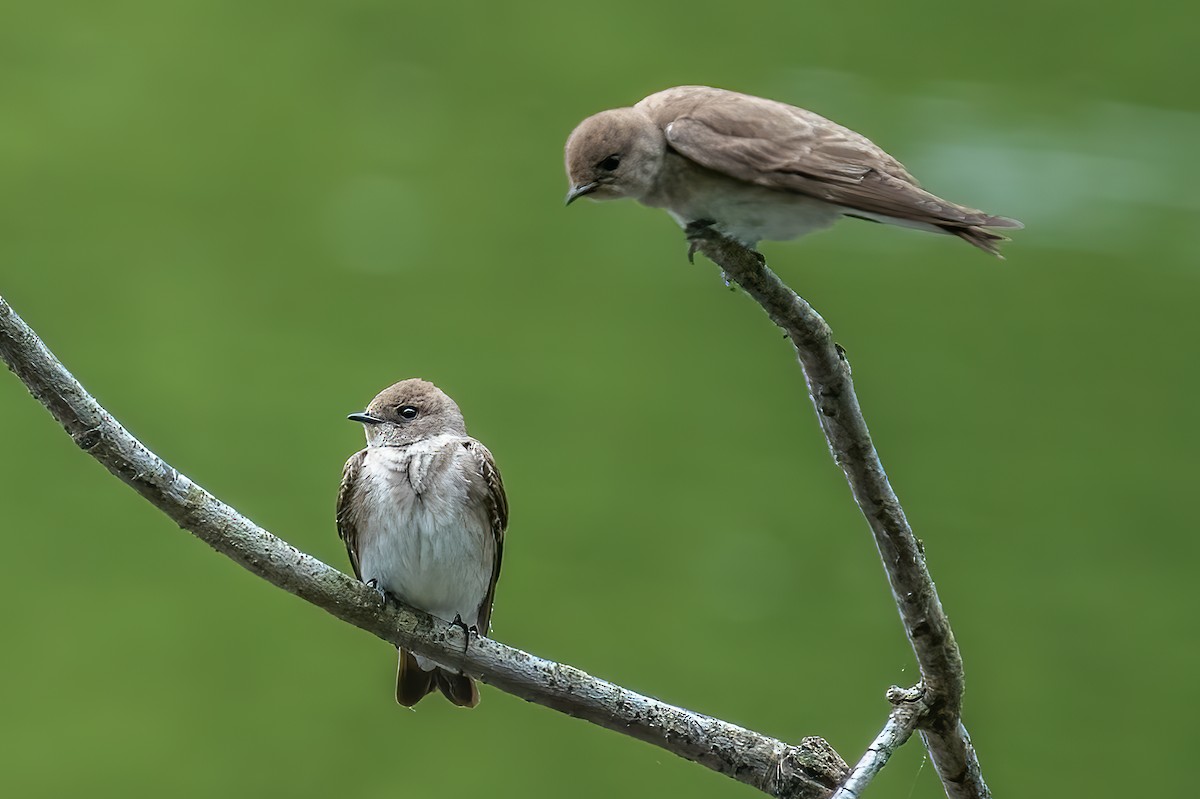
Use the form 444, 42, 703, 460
684, 220, 765, 269
684, 219, 718, 264
365, 578, 403, 608
450, 613, 477, 654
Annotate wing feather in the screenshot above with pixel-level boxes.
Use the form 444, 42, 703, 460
336, 449, 367, 581
463, 440, 508, 635
641, 86, 1020, 232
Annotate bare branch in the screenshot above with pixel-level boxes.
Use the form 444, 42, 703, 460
688, 228, 991, 799
0, 295, 848, 799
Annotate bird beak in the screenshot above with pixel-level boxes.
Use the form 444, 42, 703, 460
565, 181, 599, 205
347, 411, 384, 425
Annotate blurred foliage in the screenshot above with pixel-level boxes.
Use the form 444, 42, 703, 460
1, 1, 1196, 797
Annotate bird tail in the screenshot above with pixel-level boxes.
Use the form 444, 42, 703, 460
942, 215, 1024, 258
395, 649, 435, 706
435, 668, 480, 708
395, 649, 479, 708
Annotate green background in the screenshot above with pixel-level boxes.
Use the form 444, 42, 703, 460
2, 1, 1195, 797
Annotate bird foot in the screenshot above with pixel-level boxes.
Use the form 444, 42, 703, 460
684, 220, 766, 269
365, 579, 403, 608
450, 613, 478, 654
685, 219, 718, 264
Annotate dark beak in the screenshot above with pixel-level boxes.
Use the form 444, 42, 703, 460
347, 411, 384, 425
565, 181, 599, 206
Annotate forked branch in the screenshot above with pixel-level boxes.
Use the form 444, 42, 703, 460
688, 226, 989, 799
4, 235, 990, 799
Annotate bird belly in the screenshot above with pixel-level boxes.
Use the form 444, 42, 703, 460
356, 448, 495, 667
669, 188, 843, 246
648, 159, 841, 246
361, 499, 492, 624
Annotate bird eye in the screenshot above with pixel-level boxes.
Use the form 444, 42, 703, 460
597, 154, 621, 171
398, 406, 419, 420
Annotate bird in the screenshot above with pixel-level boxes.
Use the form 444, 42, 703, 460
337, 378, 508, 707
564, 85, 1021, 256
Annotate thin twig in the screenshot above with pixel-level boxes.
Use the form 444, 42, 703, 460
830, 686, 926, 799
688, 228, 990, 799
0, 295, 848, 799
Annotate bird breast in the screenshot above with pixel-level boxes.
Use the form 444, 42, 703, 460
354, 436, 495, 628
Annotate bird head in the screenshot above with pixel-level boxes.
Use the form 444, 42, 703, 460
564, 108, 666, 205
348, 378, 467, 447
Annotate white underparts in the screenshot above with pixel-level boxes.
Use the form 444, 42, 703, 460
355, 437, 495, 671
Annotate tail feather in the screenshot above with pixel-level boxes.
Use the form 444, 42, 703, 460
395, 649, 479, 708
435, 669, 480, 708
943, 215, 1022, 258
842, 206, 1023, 258
395, 649, 435, 707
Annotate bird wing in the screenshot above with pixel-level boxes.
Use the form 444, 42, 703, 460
643, 86, 1016, 230
463, 439, 508, 635
336, 449, 367, 581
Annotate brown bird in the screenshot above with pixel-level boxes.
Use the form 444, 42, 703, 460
565, 85, 1021, 255
337, 379, 507, 707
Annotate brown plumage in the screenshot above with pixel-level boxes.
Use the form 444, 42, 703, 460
337, 379, 508, 708
565, 85, 1021, 256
